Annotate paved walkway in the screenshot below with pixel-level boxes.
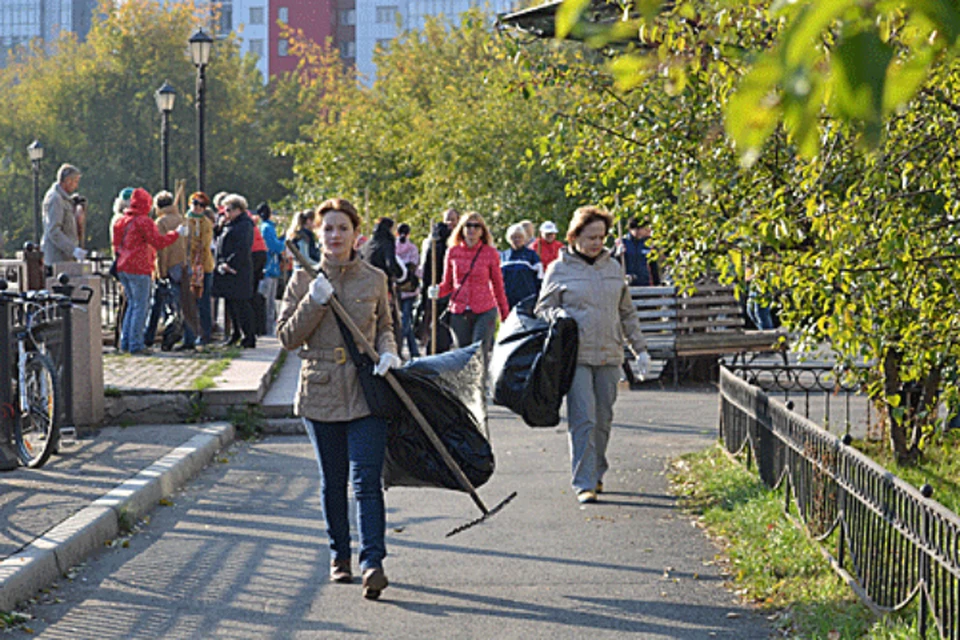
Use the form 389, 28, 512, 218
2, 380, 773, 638
102, 338, 282, 395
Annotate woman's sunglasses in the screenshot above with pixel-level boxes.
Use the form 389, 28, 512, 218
464, 223, 482, 229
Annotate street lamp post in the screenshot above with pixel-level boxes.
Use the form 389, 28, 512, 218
189, 29, 213, 193
27, 140, 44, 244
154, 81, 177, 192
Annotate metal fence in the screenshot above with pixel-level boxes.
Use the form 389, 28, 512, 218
88, 255, 122, 335
723, 361, 875, 439
719, 367, 960, 638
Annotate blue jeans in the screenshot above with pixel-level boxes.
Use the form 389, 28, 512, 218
118, 272, 152, 353
747, 296, 774, 330
197, 272, 213, 344
400, 296, 420, 358
304, 415, 387, 571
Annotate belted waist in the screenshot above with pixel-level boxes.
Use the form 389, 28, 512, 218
300, 346, 349, 365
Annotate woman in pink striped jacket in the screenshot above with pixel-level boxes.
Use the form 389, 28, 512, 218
428, 212, 509, 357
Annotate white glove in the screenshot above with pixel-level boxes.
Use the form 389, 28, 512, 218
373, 352, 402, 376
635, 351, 650, 381
309, 273, 334, 305
72, 247, 87, 261
427, 285, 440, 299
175, 224, 189, 236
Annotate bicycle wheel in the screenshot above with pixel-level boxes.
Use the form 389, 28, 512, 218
14, 352, 60, 468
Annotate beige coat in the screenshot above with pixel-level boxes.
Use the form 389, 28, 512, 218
155, 206, 186, 278
40, 183, 80, 264
535, 247, 646, 366
187, 213, 215, 274
278, 253, 397, 422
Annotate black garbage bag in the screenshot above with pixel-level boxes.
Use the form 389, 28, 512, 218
382, 343, 494, 491
489, 296, 578, 427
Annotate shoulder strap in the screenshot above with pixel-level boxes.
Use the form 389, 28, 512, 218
449, 244, 485, 307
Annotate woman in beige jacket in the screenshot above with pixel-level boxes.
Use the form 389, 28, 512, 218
535, 206, 649, 504
277, 198, 400, 600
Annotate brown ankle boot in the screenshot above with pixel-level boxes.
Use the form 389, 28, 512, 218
361, 567, 388, 599
330, 559, 352, 583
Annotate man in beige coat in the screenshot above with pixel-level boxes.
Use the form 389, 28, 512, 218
41, 164, 86, 265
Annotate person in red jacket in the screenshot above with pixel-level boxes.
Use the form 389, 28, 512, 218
112, 188, 185, 355
531, 220, 564, 269
428, 212, 509, 358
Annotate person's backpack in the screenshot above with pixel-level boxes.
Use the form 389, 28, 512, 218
160, 315, 184, 351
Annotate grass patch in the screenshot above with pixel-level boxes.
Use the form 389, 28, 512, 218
670, 446, 938, 638
852, 429, 960, 515
227, 404, 264, 440
269, 349, 288, 385
189, 348, 240, 391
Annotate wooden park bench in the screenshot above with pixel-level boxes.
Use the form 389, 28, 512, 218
624, 283, 788, 386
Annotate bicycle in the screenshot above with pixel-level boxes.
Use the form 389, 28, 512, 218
0, 277, 91, 468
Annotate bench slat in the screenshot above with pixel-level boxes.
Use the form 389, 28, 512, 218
675, 319, 746, 331
676, 306, 744, 319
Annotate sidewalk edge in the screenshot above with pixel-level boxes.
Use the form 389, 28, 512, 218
0, 422, 235, 612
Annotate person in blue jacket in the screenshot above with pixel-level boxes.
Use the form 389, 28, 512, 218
257, 203, 286, 336
500, 222, 542, 309
618, 217, 660, 286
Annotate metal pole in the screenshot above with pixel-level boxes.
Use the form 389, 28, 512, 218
0, 293, 18, 470
161, 108, 170, 192
32, 162, 41, 244
196, 64, 206, 193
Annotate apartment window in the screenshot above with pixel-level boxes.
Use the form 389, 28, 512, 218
278, 39, 289, 56
277, 7, 289, 23
375, 5, 398, 23
338, 9, 356, 25
249, 38, 264, 57
375, 38, 391, 52
249, 7, 265, 24
218, 1, 233, 33
341, 40, 355, 58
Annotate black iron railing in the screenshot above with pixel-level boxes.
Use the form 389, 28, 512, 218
719, 367, 960, 639
88, 255, 122, 335
723, 361, 875, 438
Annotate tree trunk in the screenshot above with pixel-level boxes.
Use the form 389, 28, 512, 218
881, 349, 918, 464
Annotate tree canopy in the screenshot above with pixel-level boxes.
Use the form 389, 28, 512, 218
535, 0, 960, 460
278, 9, 575, 240
0, 0, 309, 252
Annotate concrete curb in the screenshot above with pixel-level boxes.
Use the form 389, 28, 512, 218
0, 422, 235, 612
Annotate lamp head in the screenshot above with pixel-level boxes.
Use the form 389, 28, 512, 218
155, 81, 177, 113
189, 28, 213, 67
27, 140, 43, 162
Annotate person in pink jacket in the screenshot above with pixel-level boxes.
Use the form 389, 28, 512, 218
428, 212, 509, 358
112, 188, 186, 354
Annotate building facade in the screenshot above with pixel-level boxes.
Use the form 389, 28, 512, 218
1, 0, 516, 80
0, 0, 96, 60
353, 0, 515, 83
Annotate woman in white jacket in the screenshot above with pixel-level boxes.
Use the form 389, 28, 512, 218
535, 206, 649, 504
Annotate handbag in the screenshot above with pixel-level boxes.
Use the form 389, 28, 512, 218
397, 266, 419, 293
331, 300, 402, 419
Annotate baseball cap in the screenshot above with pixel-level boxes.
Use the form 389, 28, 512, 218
540, 221, 558, 234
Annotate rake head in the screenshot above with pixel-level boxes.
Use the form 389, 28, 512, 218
445, 491, 518, 538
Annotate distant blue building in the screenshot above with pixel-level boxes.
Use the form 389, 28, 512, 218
0, 0, 97, 63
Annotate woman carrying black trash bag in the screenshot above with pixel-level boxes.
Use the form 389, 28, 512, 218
535, 206, 650, 505
277, 197, 400, 600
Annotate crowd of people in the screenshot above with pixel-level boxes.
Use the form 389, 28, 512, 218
37, 162, 665, 600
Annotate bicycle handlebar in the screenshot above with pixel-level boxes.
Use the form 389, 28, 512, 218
0, 278, 94, 306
